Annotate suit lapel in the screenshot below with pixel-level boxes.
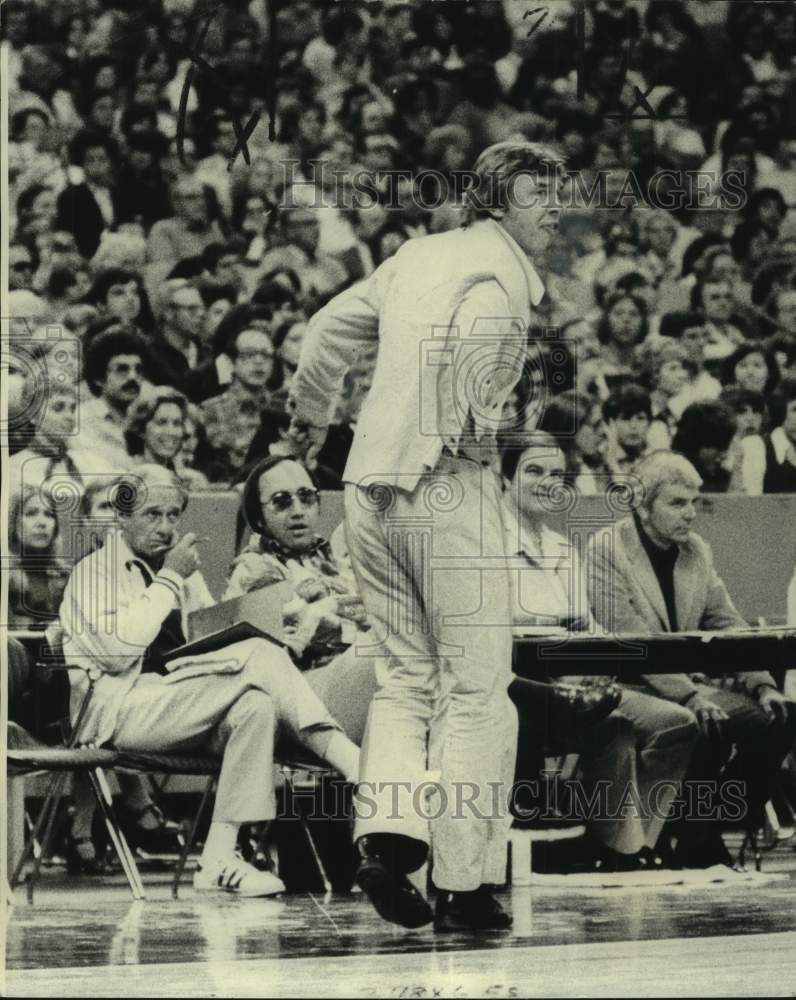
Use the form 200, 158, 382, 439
621, 518, 670, 630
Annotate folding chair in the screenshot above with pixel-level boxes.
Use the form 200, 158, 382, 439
115, 746, 339, 898
7, 631, 145, 901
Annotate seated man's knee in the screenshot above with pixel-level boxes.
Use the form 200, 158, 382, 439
228, 688, 277, 729
650, 703, 701, 749
245, 640, 295, 685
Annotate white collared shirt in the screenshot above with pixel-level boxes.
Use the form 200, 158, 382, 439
74, 395, 133, 472
502, 506, 594, 629
60, 529, 215, 743
739, 427, 794, 495
86, 182, 114, 227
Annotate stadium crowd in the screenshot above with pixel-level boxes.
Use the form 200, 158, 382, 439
5, 0, 796, 890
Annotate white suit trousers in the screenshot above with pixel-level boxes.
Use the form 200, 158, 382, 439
344, 451, 517, 891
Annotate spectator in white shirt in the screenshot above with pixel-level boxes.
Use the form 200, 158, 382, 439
637, 339, 690, 451
195, 114, 238, 221
59, 464, 360, 897
74, 326, 147, 471
668, 320, 722, 410
739, 376, 796, 494
8, 381, 114, 497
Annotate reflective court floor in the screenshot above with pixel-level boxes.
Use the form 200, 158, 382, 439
4, 842, 796, 998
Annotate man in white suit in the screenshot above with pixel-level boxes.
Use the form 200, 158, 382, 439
289, 142, 565, 930
59, 465, 360, 897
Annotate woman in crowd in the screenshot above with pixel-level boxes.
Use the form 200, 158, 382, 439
124, 386, 209, 488
499, 434, 699, 870
577, 291, 649, 399
721, 343, 780, 399
7, 377, 116, 497
8, 484, 70, 628
637, 338, 690, 451
719, 387, 768, 493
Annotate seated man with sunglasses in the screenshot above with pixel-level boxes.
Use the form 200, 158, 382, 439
59, 463, 361, 897
226, 456, 375, 678
224, 456, 623, 891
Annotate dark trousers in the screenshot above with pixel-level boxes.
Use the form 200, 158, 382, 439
676, 685, 796, 845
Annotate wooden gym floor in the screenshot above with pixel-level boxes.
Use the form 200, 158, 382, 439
3, 837, 796, 998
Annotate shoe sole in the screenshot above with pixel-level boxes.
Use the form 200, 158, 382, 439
434, 920, 513, 933
193, 882, 285, 899
356, 865, 433, 929
193, 882, 284, 898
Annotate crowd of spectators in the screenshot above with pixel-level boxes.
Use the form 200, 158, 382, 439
7, 0, 796, 525
5, 0, 796, 882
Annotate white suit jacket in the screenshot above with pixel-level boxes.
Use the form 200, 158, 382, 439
291, 219, 545, 493
60, 530, 215, 744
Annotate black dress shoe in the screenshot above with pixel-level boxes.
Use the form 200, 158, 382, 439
434, 886, 512, 932
531, 833, 643, 875
354, 836, 433, 929
128, 803, 185, 856
672, 835, 734, 870
63, 833, 108, 876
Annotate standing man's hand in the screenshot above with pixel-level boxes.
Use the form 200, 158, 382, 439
163, 532, 201, 579
286, 416, 328, 470
757, 685, 793, 725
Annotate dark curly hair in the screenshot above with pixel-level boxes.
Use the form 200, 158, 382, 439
83, 326, 148, 395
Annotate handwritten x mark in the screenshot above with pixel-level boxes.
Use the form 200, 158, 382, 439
175, 9, 263, 171
604, 84, 688, 121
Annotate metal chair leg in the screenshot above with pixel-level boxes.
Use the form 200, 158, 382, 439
172, 775, 216, 899
10, 771, 65, 898
89, 768, 145, 900
284, 771, 332, 894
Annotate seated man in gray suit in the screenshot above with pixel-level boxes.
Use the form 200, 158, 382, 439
587, 450, 795, 867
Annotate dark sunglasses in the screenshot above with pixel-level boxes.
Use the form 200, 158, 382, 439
265, 488, 320, 512
11, 260, 33, 271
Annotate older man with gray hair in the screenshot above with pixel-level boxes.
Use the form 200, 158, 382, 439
59, 464, 360, 896
587, 450, 795, 868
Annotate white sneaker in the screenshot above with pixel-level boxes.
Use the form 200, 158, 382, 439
194, 853, 286, 897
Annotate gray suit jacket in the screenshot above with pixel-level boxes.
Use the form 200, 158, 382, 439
586, 515, 775, 703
